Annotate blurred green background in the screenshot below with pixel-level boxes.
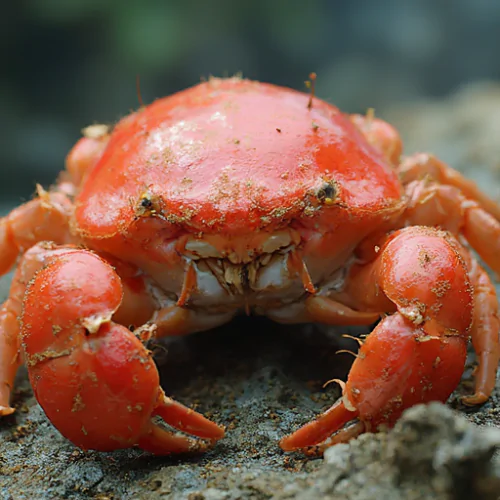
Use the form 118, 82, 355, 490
3, 0, 500, 205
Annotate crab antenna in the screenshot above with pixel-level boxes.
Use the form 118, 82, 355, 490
177, 262, 197, 307
288, 250, 316, 294
136, 74, 145, 109
306, 72, 317, 110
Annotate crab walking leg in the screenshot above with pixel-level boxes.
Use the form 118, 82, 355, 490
57, 129, 110, 196
399, 153, 500, 222
0, 303, 21, 415
20, 247, 224, 454
458, 251, 500, 405
304, 296, 382, 326
65, 125, 110, 187
0, 188, 73, 275
353, 123, 500, 270
142, 306, 237, 338
402, 178, 500, 276
280, 226, 473, 453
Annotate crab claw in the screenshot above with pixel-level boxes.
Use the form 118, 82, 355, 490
21, 249, 224, 455
281, 227, 472, 454
280, 314, 468, 453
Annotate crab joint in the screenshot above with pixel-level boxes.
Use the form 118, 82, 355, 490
81, 311, 113, 334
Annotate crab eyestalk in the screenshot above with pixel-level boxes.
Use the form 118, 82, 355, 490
21, 249, 224, 454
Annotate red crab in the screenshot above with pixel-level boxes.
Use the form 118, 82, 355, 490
0, 77, 499, 456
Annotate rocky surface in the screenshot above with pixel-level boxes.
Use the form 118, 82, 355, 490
2, 83, 500, 499
1, 319, 499, 500
386, 81, 500, 202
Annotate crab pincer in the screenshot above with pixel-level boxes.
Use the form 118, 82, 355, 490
21, 249, 224, 454
280, 226, 473, 454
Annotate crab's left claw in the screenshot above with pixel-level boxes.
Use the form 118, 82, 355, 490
21, 248, 224, 455
281, 227, 475, 455
280, 314, 468, 454
279, 398, 361, 453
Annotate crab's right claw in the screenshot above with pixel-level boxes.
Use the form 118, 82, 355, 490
21, 249, 224, 455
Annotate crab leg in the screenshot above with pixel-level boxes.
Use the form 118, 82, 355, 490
353, 120, 500, 270
0, 187, 73, 275
0, 126, 108, 276
64, 125, 110, 188
281, 226, 474, 454
399, 153, 500, 222
0, 302, 21, 416
402, 174, 500, 277
15, 245, 223, 454
458, 250, 500, 405
305, 296, 382, 326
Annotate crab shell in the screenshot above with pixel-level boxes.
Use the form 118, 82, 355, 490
71, 77, 406, 320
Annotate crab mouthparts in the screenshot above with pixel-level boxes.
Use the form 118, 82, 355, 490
176, 230, 316, 304
181, 229, 300, 264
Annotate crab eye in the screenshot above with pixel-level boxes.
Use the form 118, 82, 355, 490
136, 192, 163, 218
140, 197, 153, 209
316, 182, 337, 205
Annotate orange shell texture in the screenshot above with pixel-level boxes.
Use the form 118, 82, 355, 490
75, 78, 403, 236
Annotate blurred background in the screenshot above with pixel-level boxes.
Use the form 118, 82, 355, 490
3, 0, 500, 205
